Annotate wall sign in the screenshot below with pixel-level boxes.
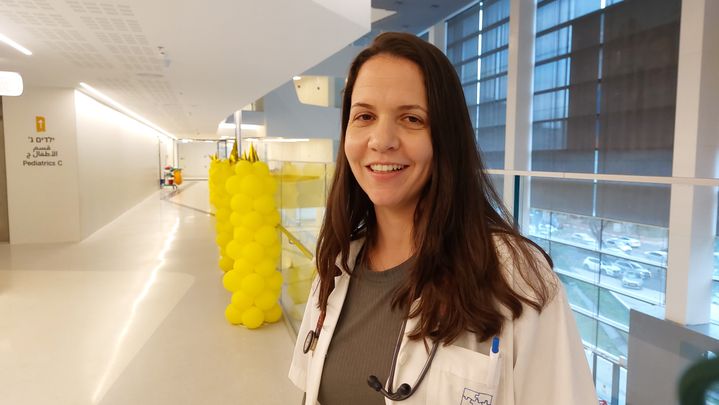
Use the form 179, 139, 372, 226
24, 116, 62, 167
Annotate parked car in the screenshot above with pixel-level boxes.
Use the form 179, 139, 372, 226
645, 250, 668, 264
572, 232, 596, 245
622, 270, 644, 289
604, 238, 632, 252
536, 223, 558, 236
582, 257, 622, 277
614, 260, 652, 279
616, 236, 641, 248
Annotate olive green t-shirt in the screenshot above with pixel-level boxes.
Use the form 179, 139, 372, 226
316, 256, 411, 405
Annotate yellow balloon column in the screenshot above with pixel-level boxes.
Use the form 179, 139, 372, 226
209, 144, 283, 329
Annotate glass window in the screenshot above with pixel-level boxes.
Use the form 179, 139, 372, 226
446, 4, 480, 44
446, 0, 509, 170
533, 0, 680, 176
480, 50, 508, 79
534, 58, 570, 92
535, 27, 572, 62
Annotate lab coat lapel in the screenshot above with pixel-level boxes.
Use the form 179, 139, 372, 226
305, 239, 364, 405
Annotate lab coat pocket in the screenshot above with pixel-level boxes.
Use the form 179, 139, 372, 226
426, 345, 502, 405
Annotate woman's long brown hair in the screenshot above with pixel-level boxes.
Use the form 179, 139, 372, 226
315, 32, 555, 344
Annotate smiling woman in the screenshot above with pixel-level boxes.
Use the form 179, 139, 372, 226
289, 32, 597, 405
344, 54, 433, 240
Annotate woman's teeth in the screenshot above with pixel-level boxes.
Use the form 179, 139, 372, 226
370, 164, 405, 172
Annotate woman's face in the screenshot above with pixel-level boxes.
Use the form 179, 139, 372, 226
344, 55, 433, 215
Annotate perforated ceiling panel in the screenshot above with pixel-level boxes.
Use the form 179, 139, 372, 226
0, 0, 372, 138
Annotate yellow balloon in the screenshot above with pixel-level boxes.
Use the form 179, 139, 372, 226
231, 290, 254, 311
233, 257, 255, 273
264, 211, 281, 227
253, 194, 276, 215
225, 175, 242, 195
215, 208, 231, 221
241, 273, 266, 297
214, 194, 230, 208
230, 193, 254, 212
254, 290, 278, 311
255, 258, 276, 277
266, 242, 281, 259
253, 161, 270, 177
241, 242, 265, 264
230, 212, 243, 227
264, 304, 283, 323
254, 225, 278, 247
215, 232, 232, 247
267, 271, 284, 291
234, 160, 253, 177
242, 306, 265, 329
222, 270, 243, 292
225, 303, 243, 325
240, 174, 264, 197
218, 256, 234, 273
241, 211, 264, 229
226, 240, 243, 260
233, 226, 255, 244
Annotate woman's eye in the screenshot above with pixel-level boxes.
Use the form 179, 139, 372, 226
403, 115, 424, 126
353, 113, 373, 122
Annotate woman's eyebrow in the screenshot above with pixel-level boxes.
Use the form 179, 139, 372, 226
350, 102, 427, 114
397, 104, 428, 113
350, 102, 374, 109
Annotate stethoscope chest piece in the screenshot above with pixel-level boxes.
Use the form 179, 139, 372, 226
303, 330, 318, 354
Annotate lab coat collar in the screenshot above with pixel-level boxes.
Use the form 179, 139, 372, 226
305, 238, 365, 405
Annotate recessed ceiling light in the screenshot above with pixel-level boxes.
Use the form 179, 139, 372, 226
293, 76, 302, 81
0, 32, 32, 56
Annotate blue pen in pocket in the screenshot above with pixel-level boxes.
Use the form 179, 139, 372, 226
487, 336, 501, 386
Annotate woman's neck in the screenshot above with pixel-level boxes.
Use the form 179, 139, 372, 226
368, 206, 415, 271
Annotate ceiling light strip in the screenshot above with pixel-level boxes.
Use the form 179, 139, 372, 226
0, 32, 32, 56
78, 82, 177, 140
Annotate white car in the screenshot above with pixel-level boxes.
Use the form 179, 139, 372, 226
572, 232, 596, 245
645, 250, 668, 264
604, 238, 632, 252
614, 260, 651, 279
616, 236, 641, 248
622, 270, 644, 289
582, 257, 622, 277
535, 224, 558, 236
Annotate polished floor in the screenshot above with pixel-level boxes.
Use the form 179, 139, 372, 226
0, 181, 303, 405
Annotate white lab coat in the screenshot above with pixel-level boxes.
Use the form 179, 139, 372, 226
288, 238, 598, 405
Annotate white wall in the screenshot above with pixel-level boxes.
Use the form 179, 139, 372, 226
2, 87, 168, 243
2, 87, 82, 243
178, 141, 217, 179
74, 91, 160, 239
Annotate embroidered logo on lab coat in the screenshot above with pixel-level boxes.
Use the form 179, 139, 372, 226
460, 388, 493, 405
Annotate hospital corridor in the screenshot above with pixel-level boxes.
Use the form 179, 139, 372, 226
0, 181, 303, 405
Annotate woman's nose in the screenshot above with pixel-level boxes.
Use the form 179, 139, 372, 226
368, 119, 399, 152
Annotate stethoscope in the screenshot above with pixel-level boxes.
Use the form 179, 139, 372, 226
303, 313, 439, 401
